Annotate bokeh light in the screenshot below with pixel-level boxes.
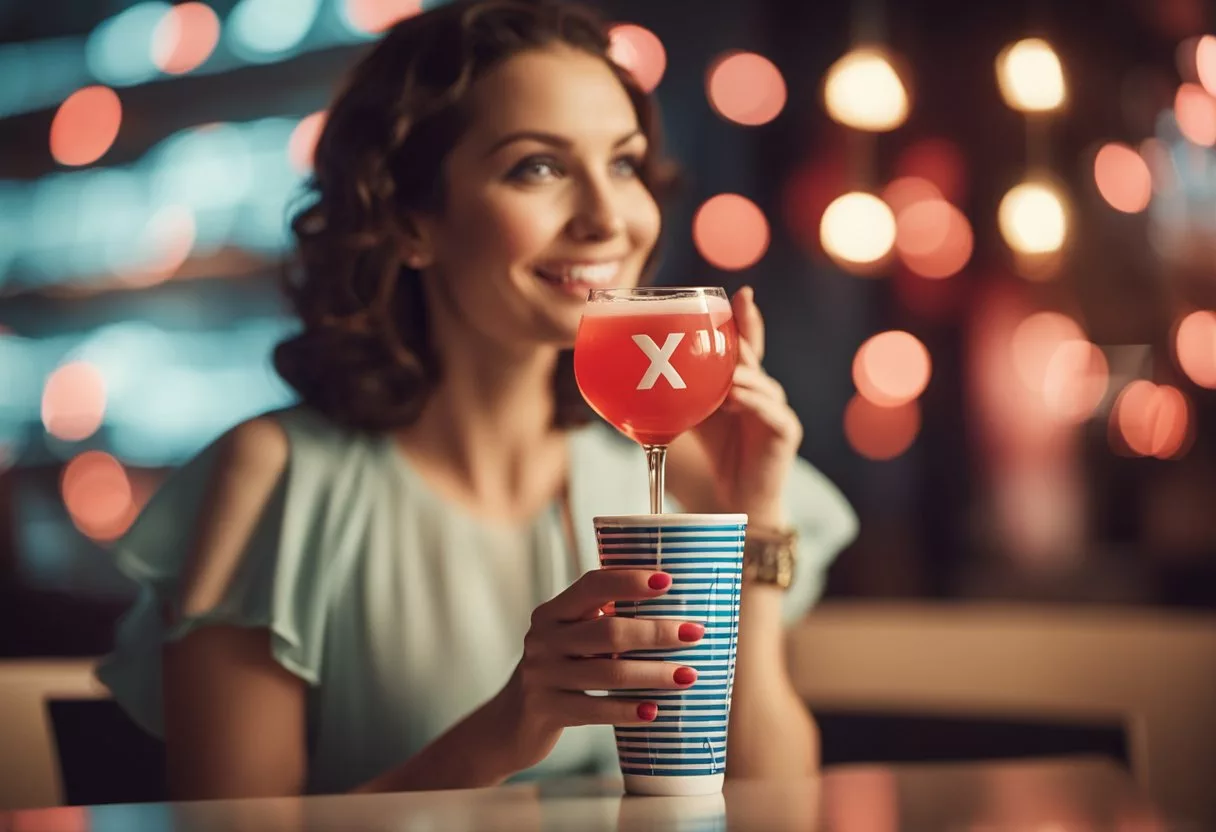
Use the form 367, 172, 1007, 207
288, 111, 326, 172
844, 396, 921, 461
823, 48, 909, 132
124, 205, 196, 286
86, 2, 170, 87
1041, 340, 1109, 423
881, 177, 941, 216
151, 2, 221, 74
1175, 310, 1216, 388
996, 38, 1066, 113
229, 0, 321, 61
998, 181, 1068, 255
1174, 83, 1216, 146
42, 362, 107, 442
893, 198, 973, 279
692, 194, 770, 271
1196, 35, 1216, 97
707, 51, 786, 126
1114, 381, 1191, 459
607, 23, 666, 93
1011, 311, 1085, 395
1093, 142, 1153, 213
820, 192, 896, 268
50, 86, 122, 167
342, 0, 423, 34
61, 452, 137, 542
853, 330, 932, 407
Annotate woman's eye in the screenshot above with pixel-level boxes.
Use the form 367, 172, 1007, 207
507, 157, 562, 183
610, 155, 643, 179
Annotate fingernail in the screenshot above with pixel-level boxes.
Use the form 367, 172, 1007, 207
678, 622, 706, 642
674, 666, 698, 685
637, 702, 658, 721
648, 573, 671, 591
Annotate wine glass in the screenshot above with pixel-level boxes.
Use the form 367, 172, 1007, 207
573, 287, 738, 513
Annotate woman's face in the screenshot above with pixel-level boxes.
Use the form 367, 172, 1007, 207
413, 45, 662, 348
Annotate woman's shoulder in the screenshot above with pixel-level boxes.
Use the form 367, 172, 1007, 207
217, 406, 385, 474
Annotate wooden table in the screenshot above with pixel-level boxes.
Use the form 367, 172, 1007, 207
0, 757, 1189, 832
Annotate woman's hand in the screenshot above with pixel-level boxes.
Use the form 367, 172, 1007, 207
492, 568, 705, 772
690, 286, 803, 526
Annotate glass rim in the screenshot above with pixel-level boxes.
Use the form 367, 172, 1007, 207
586, 286, 727, 302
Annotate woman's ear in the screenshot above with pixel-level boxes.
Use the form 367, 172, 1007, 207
397, 214, 435, 270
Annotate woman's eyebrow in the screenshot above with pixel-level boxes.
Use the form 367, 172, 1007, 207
483, 128, 644, 157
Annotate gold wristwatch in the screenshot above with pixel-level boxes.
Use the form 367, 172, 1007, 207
742, 525, 798, 589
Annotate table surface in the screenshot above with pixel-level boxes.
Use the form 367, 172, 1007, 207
0, 757, 1192, 832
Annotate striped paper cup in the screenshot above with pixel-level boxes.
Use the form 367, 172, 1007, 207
594, 513, 746, 796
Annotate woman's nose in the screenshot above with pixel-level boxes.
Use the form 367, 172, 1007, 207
567, 178, 625, 242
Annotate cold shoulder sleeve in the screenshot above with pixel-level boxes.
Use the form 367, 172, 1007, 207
95, 409, 363, 737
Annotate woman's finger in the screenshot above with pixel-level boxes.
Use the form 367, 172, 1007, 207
548, 691, 662, 727
737, 333, 763, 370
536, 569, 670, 624
545, 658, 698, 692
732, 365, 788, 404
555, 615, 705, 657
727, 386, 804, 443
731, 286, 766, 364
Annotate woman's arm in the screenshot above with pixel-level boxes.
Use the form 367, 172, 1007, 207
163, 418, 538, 799
165, 624, 529, 798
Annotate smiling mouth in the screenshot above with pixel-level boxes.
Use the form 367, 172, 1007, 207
533, 260, 623, 289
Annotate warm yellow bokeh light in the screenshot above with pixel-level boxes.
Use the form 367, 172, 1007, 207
823, 48, 909, 132
820, 192, 896, 267
999, 181, 1068, 255
996, 38, 1066, 113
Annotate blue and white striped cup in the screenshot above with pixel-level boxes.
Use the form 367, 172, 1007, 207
594, 513, 747, 797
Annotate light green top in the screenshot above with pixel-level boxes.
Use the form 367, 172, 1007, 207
96, 407, 857, 794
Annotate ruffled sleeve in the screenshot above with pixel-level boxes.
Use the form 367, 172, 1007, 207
780, 457, 858, 623
95, 409, 355, 738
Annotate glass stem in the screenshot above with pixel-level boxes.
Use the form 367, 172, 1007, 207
643, 444, 667, 515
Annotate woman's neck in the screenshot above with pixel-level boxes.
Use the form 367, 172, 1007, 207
396, 311, 570, 521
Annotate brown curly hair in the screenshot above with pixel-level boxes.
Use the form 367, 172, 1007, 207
273, 0, 676, 433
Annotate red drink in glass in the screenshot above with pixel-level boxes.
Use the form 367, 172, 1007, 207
574, 292, 738, 446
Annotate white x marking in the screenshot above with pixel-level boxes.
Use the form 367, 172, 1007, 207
632, 332, 687, 390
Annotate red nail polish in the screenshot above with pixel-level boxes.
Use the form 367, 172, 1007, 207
648, 573, 671, 591
673, 666, 698, 685
678, 622, 705, 642
637, 702, 658, 721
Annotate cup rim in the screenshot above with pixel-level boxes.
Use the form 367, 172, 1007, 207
586, 286, 727, 302
594, 513, 748, 527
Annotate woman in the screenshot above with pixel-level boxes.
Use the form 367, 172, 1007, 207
97, 0, 858, 799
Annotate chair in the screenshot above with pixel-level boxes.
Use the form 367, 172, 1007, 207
787, 601, 1216, 826
0, 659, 106, 810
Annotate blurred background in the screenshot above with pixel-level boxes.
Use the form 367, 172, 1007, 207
2, 0, 1215, 659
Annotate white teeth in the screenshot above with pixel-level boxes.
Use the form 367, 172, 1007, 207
537, 261, 621, 284
567, 262, 619, 282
